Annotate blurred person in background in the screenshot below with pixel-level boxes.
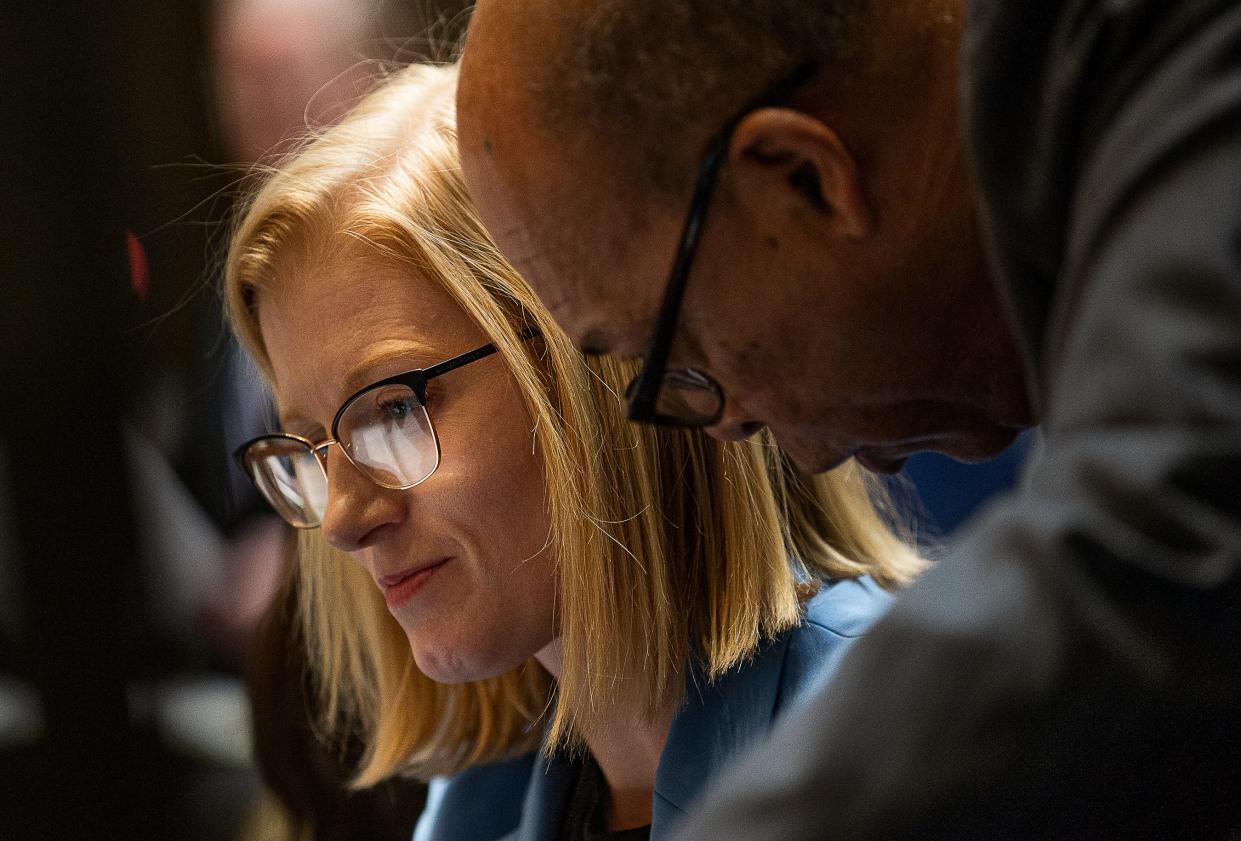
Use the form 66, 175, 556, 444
224, 62, 925, 840
212, 0, 380, 163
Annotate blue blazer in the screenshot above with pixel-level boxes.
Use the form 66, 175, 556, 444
415, 577, 892, 841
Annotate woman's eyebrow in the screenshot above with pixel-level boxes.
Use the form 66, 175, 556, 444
272, 341, 443, 434
341, 340, 440, 394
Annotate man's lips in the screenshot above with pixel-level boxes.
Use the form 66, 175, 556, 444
379, 558, 450, 609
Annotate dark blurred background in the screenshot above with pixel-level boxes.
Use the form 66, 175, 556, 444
0, 3, 466, 840
0, 3, 1030, 839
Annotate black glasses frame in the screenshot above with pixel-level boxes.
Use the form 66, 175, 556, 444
329, 324, 540, 442
626, 61, 820, 427
233, 326, 541, 498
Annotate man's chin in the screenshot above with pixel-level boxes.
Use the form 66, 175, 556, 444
773, 420, 1025, 475
934, 425, 1024, 464
781, 434, 1017, 475
854, 450, 910, 474
774, 436, 854, 475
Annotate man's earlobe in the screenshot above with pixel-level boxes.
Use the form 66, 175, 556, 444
730, 108, 873, 239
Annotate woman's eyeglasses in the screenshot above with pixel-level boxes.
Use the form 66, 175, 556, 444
234, 327, 539, 528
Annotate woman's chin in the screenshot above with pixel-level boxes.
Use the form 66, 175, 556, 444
408, 637, 520, 684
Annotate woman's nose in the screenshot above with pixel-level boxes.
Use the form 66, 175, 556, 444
319, 445, 404, 552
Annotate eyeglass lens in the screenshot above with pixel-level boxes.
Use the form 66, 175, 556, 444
243, 437, 329, 528
243, 385, 440, 528
337, 384, 439, 488
625, 367, 724, 426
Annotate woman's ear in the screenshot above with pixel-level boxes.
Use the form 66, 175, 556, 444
727, 108, 873, 239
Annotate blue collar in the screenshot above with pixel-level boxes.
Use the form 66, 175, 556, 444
509, 632, 793, 840
652, 632, 792, 835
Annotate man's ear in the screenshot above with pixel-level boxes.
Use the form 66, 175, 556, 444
727, 108, 873, 239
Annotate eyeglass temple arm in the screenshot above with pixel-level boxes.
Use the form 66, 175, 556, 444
422, 325, 542, 381
629, 61, 820, 418
629, 135, 730, 417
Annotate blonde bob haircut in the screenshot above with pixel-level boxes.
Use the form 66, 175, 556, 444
224, 62, 925, 787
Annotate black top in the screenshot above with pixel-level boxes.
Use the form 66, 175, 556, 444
560, 755, 651, 841
674, 1, 1241, 838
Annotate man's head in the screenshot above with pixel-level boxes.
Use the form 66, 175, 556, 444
457, 0, 1033, 473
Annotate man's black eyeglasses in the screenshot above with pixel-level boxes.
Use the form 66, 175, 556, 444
625, 62, 819, 427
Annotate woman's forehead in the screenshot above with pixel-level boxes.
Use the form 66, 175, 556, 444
257, 257, 484, 415
264, 252, 475, 342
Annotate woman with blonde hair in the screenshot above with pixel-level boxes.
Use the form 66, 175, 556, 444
226, 61, 924, 841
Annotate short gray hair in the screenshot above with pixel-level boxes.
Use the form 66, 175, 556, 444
538, 0, 873, 191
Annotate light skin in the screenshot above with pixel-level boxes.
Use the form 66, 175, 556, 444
258, 246, 671, 830
457, 0, 1034, 474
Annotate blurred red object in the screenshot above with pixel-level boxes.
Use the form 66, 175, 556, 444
126, 229, 150, 303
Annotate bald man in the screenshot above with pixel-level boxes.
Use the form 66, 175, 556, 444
458, 1, 1241, 838
458, 2, 1032, 473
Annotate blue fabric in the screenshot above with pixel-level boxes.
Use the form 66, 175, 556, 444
417, 577, 892, 841
902, 430, 1036, 535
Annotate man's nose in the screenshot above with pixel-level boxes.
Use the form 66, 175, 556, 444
705, 400, 766, 442
319, 446, 404, 553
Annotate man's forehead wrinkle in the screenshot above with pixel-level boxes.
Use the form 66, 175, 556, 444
497, 212, 606, 302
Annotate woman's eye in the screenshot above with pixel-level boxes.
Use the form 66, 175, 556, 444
378, 396, 416, 420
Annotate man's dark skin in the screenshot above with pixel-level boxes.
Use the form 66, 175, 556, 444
457, 0, 1241, 837
457, 0, 1033, 475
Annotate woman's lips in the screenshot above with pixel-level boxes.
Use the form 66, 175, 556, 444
380, 558, 450, 610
